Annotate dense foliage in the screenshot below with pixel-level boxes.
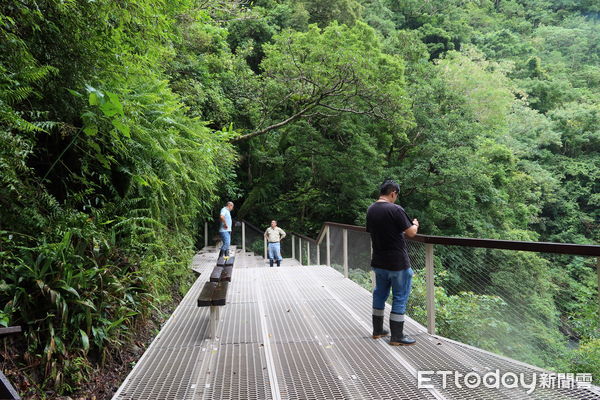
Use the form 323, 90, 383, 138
0, 0, 234, 396
0, 0, 598, 396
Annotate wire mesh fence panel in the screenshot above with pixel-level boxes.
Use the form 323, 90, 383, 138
328, 225, 344, 274
309, 241, 318, 265
231, 220, 242, 247
346, 229, 373, 292
206, 220, 222, 248
319, 239, 327, 266
243, 223, 265, 257
287, 235, 298, 263
307, 241, 313, 264
301, 239, 309, 265
430, 245, 598, 375
303, 240, 317, 265
197, 222, 209, 249
406, 240, 428, 327
299, 238, 305, 264
302, 240, 308, 264
281, 231, 292, 259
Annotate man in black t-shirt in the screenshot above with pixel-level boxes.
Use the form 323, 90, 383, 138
366, 180, 419, 345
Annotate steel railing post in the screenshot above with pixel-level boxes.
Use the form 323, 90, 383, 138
307, 242, 311, 265
292, 235, 295, 259
242, 221, 246, 253
425, 243, 435, 335
209, 306, 219, 338
343, 228, 348, 278
264, 235, 267, 261
326, 226, 331, 267
316, 242, 320, 265
204, 221, 208, 248
299, 238, 302, 265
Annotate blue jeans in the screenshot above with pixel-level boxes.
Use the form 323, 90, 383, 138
372, 267, 414, 315
267, 242, 282, 261
219, 231, 231, 252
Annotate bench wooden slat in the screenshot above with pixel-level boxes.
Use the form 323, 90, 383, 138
210, 266, 224, 282
216, 256, 235, 266
211, 282, 229, 306
221, 266, 233, 282
197, 282, 217, 307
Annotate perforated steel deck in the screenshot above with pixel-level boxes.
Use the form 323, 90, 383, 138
114, 248, 600, 400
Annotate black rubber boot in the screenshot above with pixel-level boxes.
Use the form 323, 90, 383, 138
269, 259, 274, 267
372, 315, 389, 339
276, 260, 281, 267
389, 319, 416, 346
218, 249, 223, 258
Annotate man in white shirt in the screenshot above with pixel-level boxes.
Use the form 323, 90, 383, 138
264, 220, 286, 267
219, 202, 234, 258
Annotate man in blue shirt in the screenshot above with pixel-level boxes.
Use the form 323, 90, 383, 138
219, 202, 234, 258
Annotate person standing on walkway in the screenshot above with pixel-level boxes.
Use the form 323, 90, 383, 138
219, 202, 234, 259
366, 180, 419, 345
264, 220, 286, 267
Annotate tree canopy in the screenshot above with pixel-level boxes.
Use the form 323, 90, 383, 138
0, 0, 598, 396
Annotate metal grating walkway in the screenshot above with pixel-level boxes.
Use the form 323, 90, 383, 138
114, 248, 600, 400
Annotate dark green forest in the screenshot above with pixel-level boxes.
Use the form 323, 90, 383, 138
0, 0, 598, 397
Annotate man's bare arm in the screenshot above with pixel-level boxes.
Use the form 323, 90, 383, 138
404, 218, 419, 238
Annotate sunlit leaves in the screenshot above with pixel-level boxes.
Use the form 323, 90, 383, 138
436, 49, 514, 132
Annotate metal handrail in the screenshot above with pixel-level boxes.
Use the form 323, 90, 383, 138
237, 219, 263, 234
315, 221, 600, 256
290, 231, 317, 244
410, 235, 600, 256
228, 218, 600, 257
239, 219, 315, 244
312, 220, 600, 335
315, 221, 363, 244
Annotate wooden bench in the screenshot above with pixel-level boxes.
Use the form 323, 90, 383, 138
0, 326, 22, 400
197, 256, 235, 338
216, 256, 235, 266
210, 266, 233, 282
